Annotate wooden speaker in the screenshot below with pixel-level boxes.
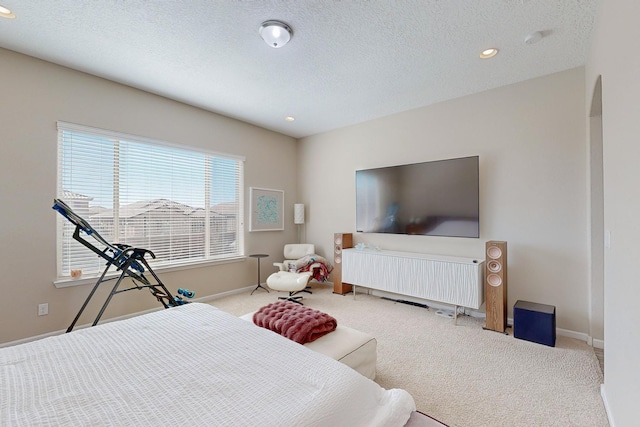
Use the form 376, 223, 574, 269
333, 233, 353, 295
485, 240, 507, 332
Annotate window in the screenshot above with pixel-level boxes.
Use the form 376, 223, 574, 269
56, 122, 244, 280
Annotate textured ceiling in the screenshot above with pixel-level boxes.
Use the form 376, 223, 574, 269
0, 0, 599, 138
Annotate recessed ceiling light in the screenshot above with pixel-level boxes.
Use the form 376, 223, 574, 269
285, 116, 295, 122
0, 5, 15, 19
480, 48, 499, 59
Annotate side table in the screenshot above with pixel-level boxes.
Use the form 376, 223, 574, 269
249, 254, 270, 295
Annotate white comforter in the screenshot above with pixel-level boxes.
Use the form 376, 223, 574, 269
1, 303, 415, 426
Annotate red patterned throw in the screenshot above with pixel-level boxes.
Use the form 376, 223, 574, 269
252, 300, 337, 344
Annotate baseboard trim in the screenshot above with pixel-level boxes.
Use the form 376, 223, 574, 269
600, 384, 615, 427
0, 306, 164, 348
197, 285, 255, 302
556, 327, 588, 342
359, 287, 604, 347
2, 284, 605, 350
0, 285, 257, 349
1, 330, 61, 348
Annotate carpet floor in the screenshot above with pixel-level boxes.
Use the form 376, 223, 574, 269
208, 282, 609, 427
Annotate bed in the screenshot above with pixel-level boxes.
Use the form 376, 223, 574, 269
1, 303, 417, 426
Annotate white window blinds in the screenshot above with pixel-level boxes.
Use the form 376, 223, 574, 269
56, 122, 244, 279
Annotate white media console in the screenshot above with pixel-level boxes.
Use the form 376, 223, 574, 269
342, 248, 485, 310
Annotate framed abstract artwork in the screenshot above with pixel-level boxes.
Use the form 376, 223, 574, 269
249, 187, 284, 231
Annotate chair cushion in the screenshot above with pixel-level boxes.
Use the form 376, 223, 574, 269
283, 243, 315, 260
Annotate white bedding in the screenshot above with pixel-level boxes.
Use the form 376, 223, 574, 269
1, 303, 415, 426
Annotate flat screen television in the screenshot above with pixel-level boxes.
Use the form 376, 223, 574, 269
355, 156, 479, 238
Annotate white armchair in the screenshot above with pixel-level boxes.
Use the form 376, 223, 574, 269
273, 243, 334, 283
273, 244, 323, 294
273, 244, 318, 272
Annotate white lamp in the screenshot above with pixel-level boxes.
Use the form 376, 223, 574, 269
294, 204, 305, 224
259, 20, 293, 48
294, 204, 305, 243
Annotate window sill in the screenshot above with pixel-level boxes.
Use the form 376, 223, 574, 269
53, 256, 247, 288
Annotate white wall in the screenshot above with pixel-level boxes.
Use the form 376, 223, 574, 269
0, 48, 298, 344
586, 0, 640, 424
299, 68, 590, 334
588, 80, 605, 344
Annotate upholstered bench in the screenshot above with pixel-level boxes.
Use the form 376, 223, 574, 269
240, 312, 377, 380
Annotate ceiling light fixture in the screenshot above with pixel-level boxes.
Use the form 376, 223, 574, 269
285, 116, 295, 122
480, 48, 499, 59
259, 20, 293, 48
524, 31, 543, 45
0, 5, 16, 19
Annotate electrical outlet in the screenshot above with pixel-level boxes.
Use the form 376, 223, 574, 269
38, 303, 48, 316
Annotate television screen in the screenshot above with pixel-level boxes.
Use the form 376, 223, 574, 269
355, 156, 479, 238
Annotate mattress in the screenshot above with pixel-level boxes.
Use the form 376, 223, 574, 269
1, 303, 415, 426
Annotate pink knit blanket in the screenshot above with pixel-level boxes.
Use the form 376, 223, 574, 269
252, 300, 337, 344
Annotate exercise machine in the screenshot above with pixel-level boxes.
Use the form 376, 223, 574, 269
52, 198, 194, 332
